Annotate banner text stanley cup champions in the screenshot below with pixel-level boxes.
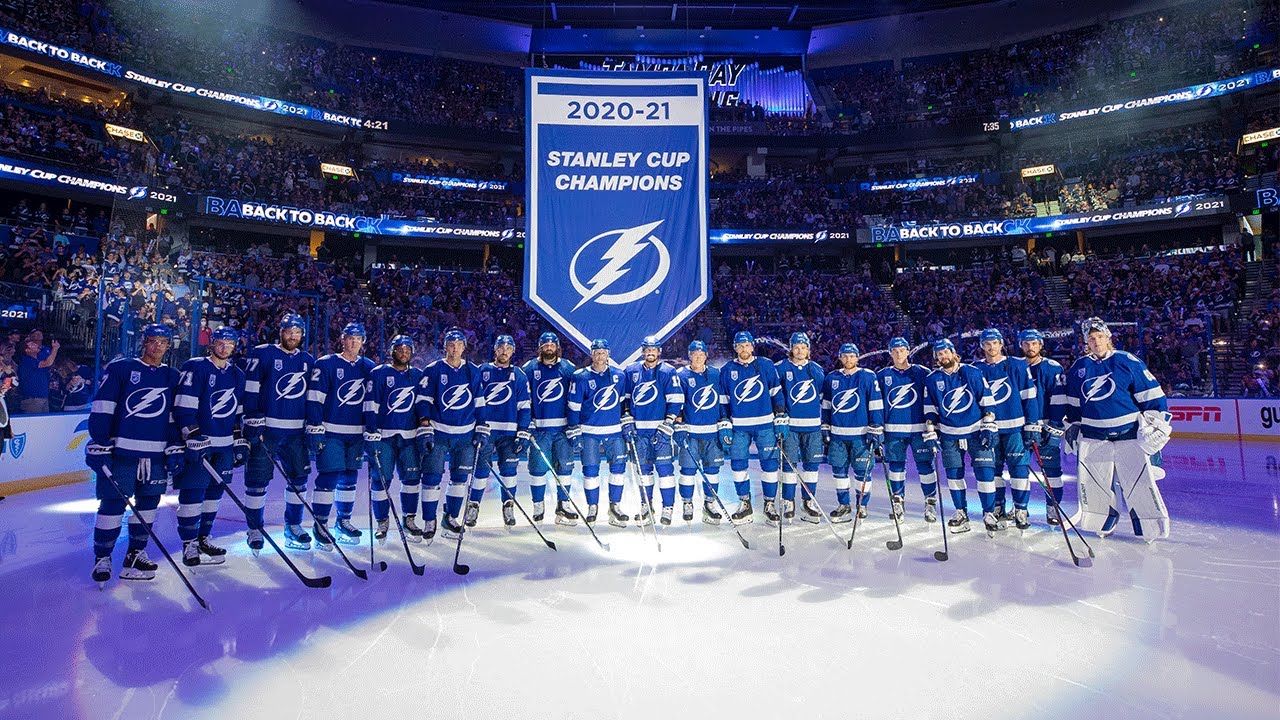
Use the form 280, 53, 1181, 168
525, 70, 711, 367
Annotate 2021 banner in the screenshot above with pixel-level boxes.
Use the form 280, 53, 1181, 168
524, 70, 710, 366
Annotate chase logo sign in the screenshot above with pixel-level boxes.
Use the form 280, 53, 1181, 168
526, 70, 710, 367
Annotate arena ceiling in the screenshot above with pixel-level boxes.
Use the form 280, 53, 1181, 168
379, 0, 1001, 29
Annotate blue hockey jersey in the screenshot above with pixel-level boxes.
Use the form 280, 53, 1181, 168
677, 366, 724, 438
1063, 350, 1168, 440
522, 358, 575, 429
924, 364, 995, 436
308, 353, 376, 436
364, 364, 425, 439
977, 356, 1040, 432
174, 357, 245, 448
417, 359, 485, 437
478, 363, 532, 435
89, 358, 180, 458
1027, 357, 1067, 426
568, 365, 627, 436
822, 368, 884, 435
877, 363, 930, 435
624, 361, 683, 433
719, 357, 784, 430
776, 359, 826, 431
244, 344, 314, 432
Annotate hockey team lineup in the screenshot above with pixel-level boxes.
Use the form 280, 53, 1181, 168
84, 312, 1174, 600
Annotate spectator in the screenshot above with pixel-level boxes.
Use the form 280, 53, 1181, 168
16, 334, 58, 413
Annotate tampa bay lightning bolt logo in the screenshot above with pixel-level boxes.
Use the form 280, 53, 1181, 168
537, 379, 564, 404
593, 385, 621, 411
387, 387, 416, 414
275, 372, 307, 400
1173, 202, 1192, 217
209, 388, 238, 419
569, 220, 670, 311
441, 384, 474, 412
733, 376, 764, 404
886, 384, 918, 410
632, 380, 659, 407
691, 385, 718, 412
128, 186, 148, 200
987, 377, 1013, 405
485, 380, 513, 407
942, 387, 974, 415
831, 389, 861, 415
1083, 373, 1117, 404
125, 387, 169, 419
1194, 83, 1215, 98
337, 379, 365, 406
788, 379, 818, 406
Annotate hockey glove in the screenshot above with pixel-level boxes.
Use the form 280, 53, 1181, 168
1042, 422, 1064, 450
921, 423, 940, 454
820, 423, 832, 446
305, 425, 325, 457
656, 415, 676, 439
85, 441, 113, 476
672, 422, 689, 444
717, 420, 734, 452
184, 434, 212, 463
867, 425, 884, 452
243, 416, 266, 446
620, 413, 637, 440
1063, 422, 1081, 455
165, 443, 186, 480
773, 412, 791, 442
415, 424, 435, 457
1138, 410, 1173, 455
472, 422, 491, 449
363, 431, 382, 462
515, 427, 531, 456
565, 424, 583, 453
1022, 421, 1041, 448
232, 437, 250, 468
979, 413, 999, 450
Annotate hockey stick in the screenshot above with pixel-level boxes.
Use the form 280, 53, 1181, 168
874, 446, 904, 551
778, 444, 849, 549
100, 464, 210, 610
201, 459, 333, 587
367, 450, 425, 575
447, 445, 479, 576
927, 451, 949, 562
528, 435, 609, 551
269, 455, 371, 580
623, 434, 662, 552
483, 455, 557, 551
1031, 441, 1095, 562
846, 443, 875, 549
773, 437, 785, 557
677, 435, 750, 549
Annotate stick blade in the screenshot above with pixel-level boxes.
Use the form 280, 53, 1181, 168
411, 564, 425, 576
1073, 555, 1093, 568
453, 564, 470, 575
933, 551, 949, 562
739, 537, 750, 549
305, 575, 333, 588
545, 540, 558, 551
886, 540, 903, 551
779, 545, 786, 557
376, 561, 388, 572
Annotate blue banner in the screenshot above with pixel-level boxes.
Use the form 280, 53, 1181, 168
199, 196, 522, 241
0, 153, 182, 206
866, 197, 1230, 243
388, 172, 510, 192
1006, 67, 1280, 131
710, 228, 851, 244
860, 175, 980, 192
525, 69, 710, 366
0, 28, 391, 132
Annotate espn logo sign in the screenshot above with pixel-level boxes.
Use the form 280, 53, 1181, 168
1170, 405, 1222, 423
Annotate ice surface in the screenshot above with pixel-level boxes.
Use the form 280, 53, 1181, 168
0, 438, 1276, 719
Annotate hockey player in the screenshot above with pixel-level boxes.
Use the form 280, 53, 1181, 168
623, 336, 684, 525
88, 323, 181, 583
567, 339, 629, 526
243, 313, 316, 551
976, 328, 1041, 530
306, 322, 376, 549
822, 343, 884, 522
1019, 329, 1068, 525
521, 332, 579, 526
923, 338, 999, 534
719, 331, 788, 524
364, 335, 425, 541
173, 325, 244, 567
675, 340, 731, 524
1062, 318, 1172, 540
776, 332, 826, 523
473, 335, 533, 527
416, 329, 485, 539
876, 337, 940, 522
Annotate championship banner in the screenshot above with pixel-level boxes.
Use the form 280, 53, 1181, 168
525, 69, 710, 366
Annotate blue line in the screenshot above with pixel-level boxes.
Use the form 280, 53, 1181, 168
536, 83, 697, 97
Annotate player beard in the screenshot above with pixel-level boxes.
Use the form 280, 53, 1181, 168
540, 350, 559, 363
